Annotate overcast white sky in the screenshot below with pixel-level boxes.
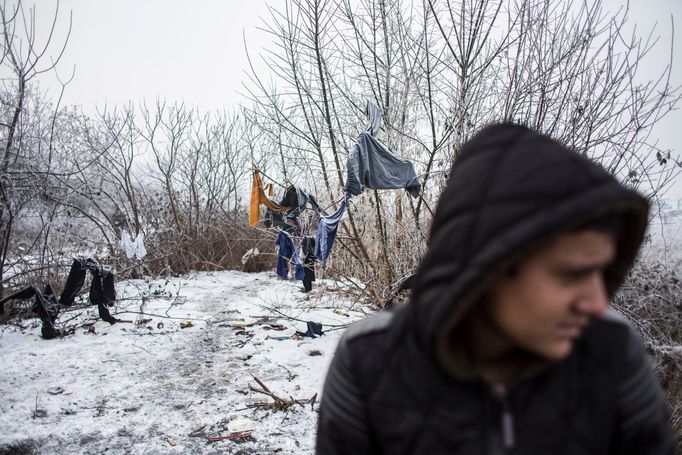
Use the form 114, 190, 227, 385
29, 0, 272, 111
14, 0, 682, 199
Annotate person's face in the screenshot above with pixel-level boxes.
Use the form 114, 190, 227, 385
486, 230, 616, 360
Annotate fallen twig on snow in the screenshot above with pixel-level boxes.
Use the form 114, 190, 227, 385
189, 423, 207, 438
209, 431, 253, 442
248, 374, 317, 412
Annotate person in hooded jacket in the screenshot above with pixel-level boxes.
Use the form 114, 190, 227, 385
316, 123, 676, 454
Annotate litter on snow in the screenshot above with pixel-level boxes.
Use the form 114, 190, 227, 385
0, 270, 369, 454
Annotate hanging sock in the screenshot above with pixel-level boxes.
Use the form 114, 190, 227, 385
315, 195, 349, 270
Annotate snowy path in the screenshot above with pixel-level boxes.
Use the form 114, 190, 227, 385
0, 271, 369, 454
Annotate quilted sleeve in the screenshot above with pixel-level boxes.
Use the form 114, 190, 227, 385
612, 327, 676, 454
316, 334, 376, 454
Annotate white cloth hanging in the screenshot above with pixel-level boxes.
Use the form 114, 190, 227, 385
133, 232, 147, 260
241, 247, 259, 265
120, 230, 147, 260
120, 230, 135, 259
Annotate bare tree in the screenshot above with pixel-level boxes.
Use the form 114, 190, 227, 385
244, 0, 681, 305
427, 0, 681, 196
244, 0, 374, 267
137, 100, 191, 230
0, 0, 71, 294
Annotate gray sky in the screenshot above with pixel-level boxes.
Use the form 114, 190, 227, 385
30, 0, 272, 111
18, 0, 682, 199
604, 0, 682, 200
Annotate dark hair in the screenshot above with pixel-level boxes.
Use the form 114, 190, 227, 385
503, 212, 624, 278
571, 212, 624, 240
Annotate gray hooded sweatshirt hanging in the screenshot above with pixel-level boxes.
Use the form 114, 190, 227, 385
344, 101, 421, 197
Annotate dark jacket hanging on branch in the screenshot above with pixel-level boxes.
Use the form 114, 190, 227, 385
280, 186, 322, 220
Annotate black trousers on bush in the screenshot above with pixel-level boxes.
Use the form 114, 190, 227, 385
0, 284, 60, 339
60, 257, 118, 324
0, 257, 118, 339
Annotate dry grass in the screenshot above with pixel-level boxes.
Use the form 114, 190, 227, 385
139, 219, 276, 277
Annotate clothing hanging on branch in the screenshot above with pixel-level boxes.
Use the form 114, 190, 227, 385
0, 256, 120, 340
60, 256, 119, 324
120, 230, 147, 260
249, 170, 293, 227
301, 236, 316, 292
280, 186, 322, 220
248, 101, 425, 277
315, 195, 349, 270
275, 231, 305, 281
345, 101, 421, 197
0, 284, 61, 339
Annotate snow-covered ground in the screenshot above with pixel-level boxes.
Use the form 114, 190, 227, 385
1, 217, 678, 455
0, 271, 371, 454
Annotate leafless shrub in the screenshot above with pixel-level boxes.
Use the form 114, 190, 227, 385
613, 260, 682, 446
139, 215, 276, 277
245, 0, 681, 311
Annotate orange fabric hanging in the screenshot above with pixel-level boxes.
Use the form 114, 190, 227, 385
249, 170, 292, 227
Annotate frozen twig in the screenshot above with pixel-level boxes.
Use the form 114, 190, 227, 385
247, 375, 318, 412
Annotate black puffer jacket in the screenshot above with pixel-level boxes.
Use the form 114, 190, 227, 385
317, 124, 676, 454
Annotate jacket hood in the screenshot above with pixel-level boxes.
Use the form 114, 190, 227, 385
408, 123, 649, 377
